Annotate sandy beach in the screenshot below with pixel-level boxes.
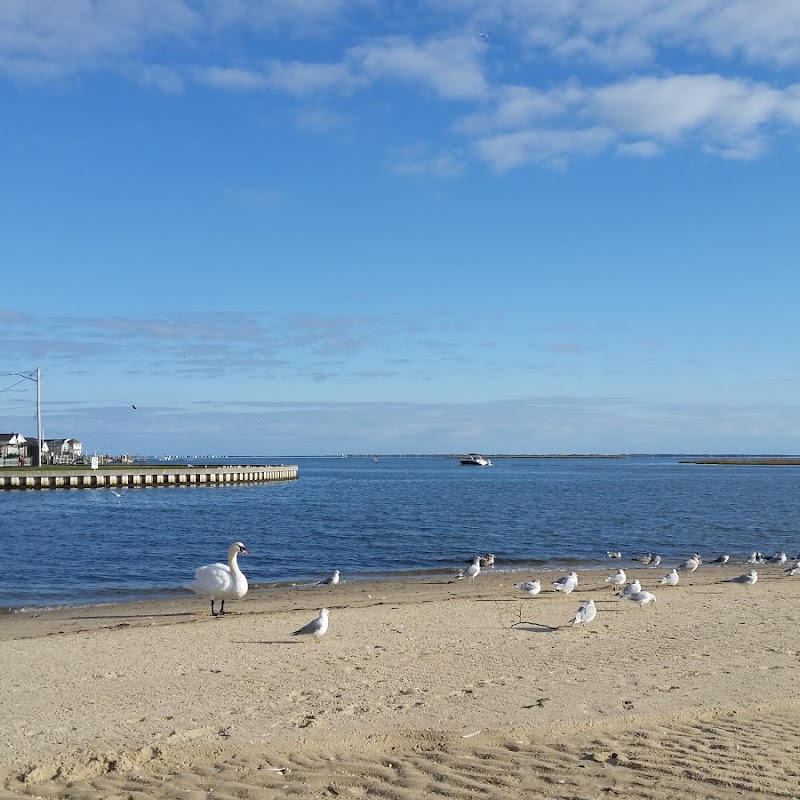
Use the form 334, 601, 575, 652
2, 564, 799, 799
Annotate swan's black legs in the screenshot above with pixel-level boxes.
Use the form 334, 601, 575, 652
219, 600, 226, 615
210, 600, 217, 616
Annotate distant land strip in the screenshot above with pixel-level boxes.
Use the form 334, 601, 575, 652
680, 458, 800, 466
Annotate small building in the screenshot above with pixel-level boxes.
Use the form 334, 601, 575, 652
42, 438, 83, 465
0, 433, 27, 467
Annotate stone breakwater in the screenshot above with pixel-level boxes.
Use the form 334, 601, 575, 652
0, 464, 298, 490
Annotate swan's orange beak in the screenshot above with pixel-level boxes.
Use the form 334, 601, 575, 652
240, 547, 249, 555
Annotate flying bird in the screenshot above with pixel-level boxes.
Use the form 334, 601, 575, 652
131, 404, 137, 410
292, 608, 329, 639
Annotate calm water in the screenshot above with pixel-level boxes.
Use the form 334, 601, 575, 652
2, 456, 799, 610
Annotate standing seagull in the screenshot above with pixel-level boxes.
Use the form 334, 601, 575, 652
187, 541, 249, 616
553, 572, 578, 594
710, 554, 730, 565
649, 555, 662, 568
786, 561, 800, 576
292, 608, 329, 640
606, 568, 626, 590
677, 555, 700, 573
730, 570, 758, 589
570, 599, 597, 630
460, 556, 482, 583
660, 568, 680, 586
317, 570, 340, 589
514, 579, 541, 597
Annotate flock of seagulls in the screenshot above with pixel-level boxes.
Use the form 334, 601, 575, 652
504, 547, 799, 631
186, 541, 799, 637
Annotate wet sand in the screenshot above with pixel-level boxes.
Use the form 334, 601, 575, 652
1, 563, 799, 799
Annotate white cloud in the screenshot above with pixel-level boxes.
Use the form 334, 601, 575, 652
193, 66, 269, 90
349, 35, 489, 100
264, 59, 357, 94
473, 126, 613, 171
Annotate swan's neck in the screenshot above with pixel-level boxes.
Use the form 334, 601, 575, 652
229, 550, 241, 575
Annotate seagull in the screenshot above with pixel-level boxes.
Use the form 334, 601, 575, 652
478, 32, 489, 38
131, 404, 137, 410
514, 580, 541, 597
730, 570, 758, 589
677, 555, 700, 573
769, 552, 787, 565
621, 590, 656, 608
553, 572, 578, 594
478, 553, 496, 568
649, 555, 662, 568
632, 553, 653, 565
747, 551, 762, 564
461, 556, 481, 583
317, 570, 340, 589
660, 568, 680, 586
292, 608, 329, 639
606, 569, 626, 590
787, 562, 800, 576
617, 579, 641, 599
109, 489, 122, 498
570, 599, 596, 628
606, 551, 622, 559
710, 555, 730, 565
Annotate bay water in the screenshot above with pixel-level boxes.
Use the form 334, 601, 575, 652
2, 456, 798, 611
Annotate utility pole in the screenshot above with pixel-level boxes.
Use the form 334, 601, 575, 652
36, 367, 43, 467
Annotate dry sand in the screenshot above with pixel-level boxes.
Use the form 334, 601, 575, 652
2, 564, 799, 799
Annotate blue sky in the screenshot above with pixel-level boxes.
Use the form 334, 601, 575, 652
1, 0, 799, 456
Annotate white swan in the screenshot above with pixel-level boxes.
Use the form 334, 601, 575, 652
187, 541, 249, 616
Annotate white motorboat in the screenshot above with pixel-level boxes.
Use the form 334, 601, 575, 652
460, 453, 492, 466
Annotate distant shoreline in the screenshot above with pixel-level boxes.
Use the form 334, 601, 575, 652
680, 458, 800, 465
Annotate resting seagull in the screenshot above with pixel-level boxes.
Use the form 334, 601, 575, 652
553, 572, 578, 594
621, 590, 656, 608
617, 579, 641, 599
514, 579, 541, 597
730, 570, 758, 589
